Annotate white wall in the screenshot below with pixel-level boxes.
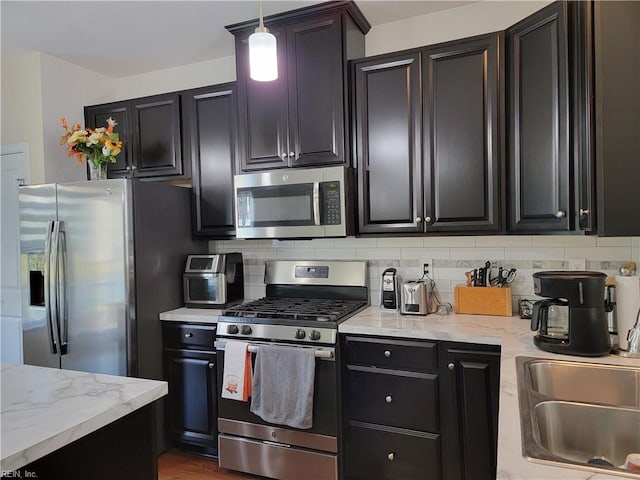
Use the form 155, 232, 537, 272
1, 53, 45, 184
366, 1, 553, 56
40, 54, 114, 184
1, 53, 114, 185
114, 56, 236, 100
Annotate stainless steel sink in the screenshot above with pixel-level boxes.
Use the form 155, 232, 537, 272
516, 356, 640, 477
528, 359, 640, 407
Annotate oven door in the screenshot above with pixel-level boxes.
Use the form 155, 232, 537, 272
215, 340, 338, 451
183, 273, 226, 306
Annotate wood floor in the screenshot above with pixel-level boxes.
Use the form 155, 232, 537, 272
158, 450, 262, 480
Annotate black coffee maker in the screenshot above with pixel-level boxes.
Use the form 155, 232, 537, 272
530, 271, 611, 356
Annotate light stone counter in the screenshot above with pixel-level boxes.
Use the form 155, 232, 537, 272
0, 363, 167, 471
340, 306, 639, 480
159, 306, 223, 324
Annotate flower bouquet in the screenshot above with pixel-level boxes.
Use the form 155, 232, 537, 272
60, 117, 122, 180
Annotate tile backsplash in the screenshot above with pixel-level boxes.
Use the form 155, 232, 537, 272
213, 236, 640, 310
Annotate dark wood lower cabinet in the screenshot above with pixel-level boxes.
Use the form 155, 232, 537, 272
342, 335, 500, 480
345, 422, 441, 480
440, 344, 501, 480
162, 323, 218, 456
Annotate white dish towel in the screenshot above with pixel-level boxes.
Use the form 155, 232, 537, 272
221, 341, 251, 402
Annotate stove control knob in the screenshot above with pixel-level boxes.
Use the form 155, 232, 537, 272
309, 330, 321, 341
295, 329, 306, 340
240, 325, 252, 335
227, 324, 239, 334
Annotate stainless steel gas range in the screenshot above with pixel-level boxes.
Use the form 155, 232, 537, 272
215, 260, 368, 480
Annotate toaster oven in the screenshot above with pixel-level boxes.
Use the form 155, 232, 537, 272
183, 253, 244, 308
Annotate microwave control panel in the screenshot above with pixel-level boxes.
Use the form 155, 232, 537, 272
320, 181, 341, 225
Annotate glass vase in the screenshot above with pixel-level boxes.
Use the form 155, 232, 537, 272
88, 160, 108, 180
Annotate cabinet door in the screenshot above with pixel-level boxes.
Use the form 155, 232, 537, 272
442, 347, 500, 480
84, 102, 132, 178
287, 14, 345, 167
235, 27, 289, 171
183, 84, 238, 238
422, 34, 503, 233
593, 1, 640, 236
131, 93, 185, 179
163, 349, 218, 455
507, 2, 571, 232
353, 52, 423, 234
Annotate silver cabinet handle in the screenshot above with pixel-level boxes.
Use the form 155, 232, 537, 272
184, 333, 193, 338
448, 362, 455, 370
384, 350, 391, 358
387, 452, 395, 461
415, 217, 422, 223
281, 152, 288, 159
425, 216, 432, 223
126, 165, 131, 171
289, 152, 295, 157
555, 210, 566, 218
208, 362, 214, 369
131, 165, 138, 171
385, 395, 392, 403
579, 208, 589, 216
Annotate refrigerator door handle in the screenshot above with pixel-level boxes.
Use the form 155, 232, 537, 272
57, 222, 68, 355
44, 220, 59, 354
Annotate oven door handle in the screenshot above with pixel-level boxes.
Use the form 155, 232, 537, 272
215, 341, 334, 359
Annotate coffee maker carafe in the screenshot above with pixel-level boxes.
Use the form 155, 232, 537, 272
531, 271, 611, 356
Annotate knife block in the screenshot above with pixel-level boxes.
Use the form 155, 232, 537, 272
454, 285, 513, 316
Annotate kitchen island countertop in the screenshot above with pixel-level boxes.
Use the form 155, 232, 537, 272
0, 363, 167, 472
340, 306, 639, 480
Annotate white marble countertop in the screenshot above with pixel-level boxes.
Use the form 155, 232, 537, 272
159, 306, 222, 324
0, 363, 168, 471
340, 306, 640, 480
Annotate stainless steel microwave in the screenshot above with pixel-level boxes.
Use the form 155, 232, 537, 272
234, 166, 353, 239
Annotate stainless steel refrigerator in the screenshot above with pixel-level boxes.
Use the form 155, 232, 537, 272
19, 179, 206, 379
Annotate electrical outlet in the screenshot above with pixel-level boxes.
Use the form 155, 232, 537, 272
568, 259, 586, 270
423, 261, 432, 276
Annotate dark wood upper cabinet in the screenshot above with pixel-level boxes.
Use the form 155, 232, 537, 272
354, 52, 423, 234
182, 83, 238, 239
507, 1, 571, 232
132, 93, 185, 179
423, 34, 503, 233
85, 93, 188, 181
227, 2, 369, 172
591, 1, 640, 236
354, 33, 503, 235
84, 101, 132, 178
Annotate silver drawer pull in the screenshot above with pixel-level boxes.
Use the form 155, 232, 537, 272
387, 452, 395, 461
448, 362, 455, 370
385, 395, 392, 403
384, 350, 391, 358
208, 362, 214, 369
184, 333, 193, 338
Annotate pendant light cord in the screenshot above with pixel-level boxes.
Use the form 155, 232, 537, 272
258, 0, 265, 29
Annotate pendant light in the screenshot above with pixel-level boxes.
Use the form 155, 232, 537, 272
248, 0, 278, 82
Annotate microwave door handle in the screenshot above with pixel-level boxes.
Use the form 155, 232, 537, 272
44, 220, 58, 354
313, 182, 321, 226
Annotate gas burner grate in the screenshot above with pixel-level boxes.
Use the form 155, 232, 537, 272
222, 297, 367, 323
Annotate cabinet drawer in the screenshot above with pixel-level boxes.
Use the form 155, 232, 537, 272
346, 367, 438, 432
344, 336, 437, 372
163, 324, 217, 350
345, 422, 441, 480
